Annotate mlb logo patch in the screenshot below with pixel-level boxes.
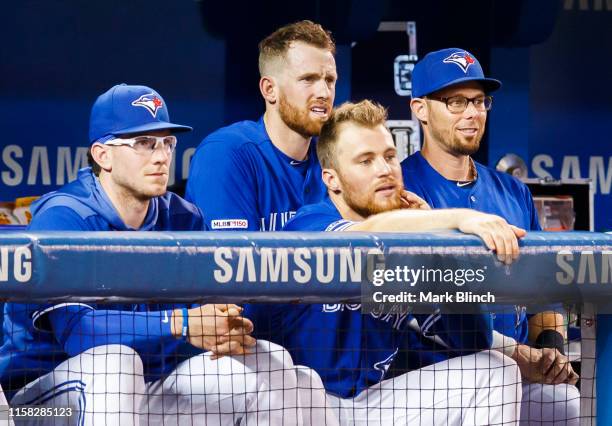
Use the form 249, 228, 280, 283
211, 219, 249, 229
131, 93, 164, 117
442, 51, 475, 73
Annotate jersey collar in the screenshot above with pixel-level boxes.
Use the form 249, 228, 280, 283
415, 151, 479, 186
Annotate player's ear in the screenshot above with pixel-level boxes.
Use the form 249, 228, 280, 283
410, 98, 428, 124
90, 143, 112, 173
322, 168, 341, 194
259, 76, 277, 105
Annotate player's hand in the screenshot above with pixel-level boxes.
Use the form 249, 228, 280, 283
210, 304, 256, 359
457, 211, 526, 264
171, 304, 256, 357
539, 347, 579, 385
400, 190, 430, 210
514, 344, 579, 385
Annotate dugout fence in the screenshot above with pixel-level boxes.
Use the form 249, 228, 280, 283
0, 231, 609, 425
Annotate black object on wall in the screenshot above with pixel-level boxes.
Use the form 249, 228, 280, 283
351, 0, 562, 165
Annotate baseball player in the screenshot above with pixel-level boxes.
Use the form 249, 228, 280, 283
0, 84, 309, 426
185, 20, 334, 231
245, 100, 524, 425
400, 48, 580, 424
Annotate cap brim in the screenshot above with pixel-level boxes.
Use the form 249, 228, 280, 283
112, 121, 192, 137
422, 77, 502, 97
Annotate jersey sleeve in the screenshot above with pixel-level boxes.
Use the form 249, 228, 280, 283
186, 140, 260, 231
43, 304, 178, 358
283, 210, 355, 232
324, 219, 357, 232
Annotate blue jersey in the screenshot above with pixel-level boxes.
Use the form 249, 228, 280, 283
244, 197, 493, 398
401, 151, 541, 343
185, 117, 326, 231
0, 168, 205, 395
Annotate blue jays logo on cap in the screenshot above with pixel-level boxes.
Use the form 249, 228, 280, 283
88, 84, 192, 144
442, 51, 476, 73
131, 93, 164, 118
411, 48, 502, 98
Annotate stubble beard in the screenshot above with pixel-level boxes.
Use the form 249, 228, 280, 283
113, 173, 165, 203
429, 120, 482, 156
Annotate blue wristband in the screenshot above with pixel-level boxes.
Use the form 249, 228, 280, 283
181, 307, 189, 341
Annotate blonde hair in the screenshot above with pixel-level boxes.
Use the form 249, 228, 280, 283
258, 20, 335, 76
317, 100, 388, 169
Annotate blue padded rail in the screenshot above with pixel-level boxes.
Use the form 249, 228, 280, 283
0, 231, 608, 304
1, 230, 612, 420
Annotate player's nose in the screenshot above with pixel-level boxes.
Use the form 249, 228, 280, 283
373, 157, 392, 176
462, 100, 480, 118
150, 144, 173, 164
314, 79, 331, 100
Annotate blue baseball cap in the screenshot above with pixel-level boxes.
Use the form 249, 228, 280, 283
412, 48, 502, 98
89, 84, 192, 144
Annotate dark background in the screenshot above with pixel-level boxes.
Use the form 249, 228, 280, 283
0, 0, 610, 229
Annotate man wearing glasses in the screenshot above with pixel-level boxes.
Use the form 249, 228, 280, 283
0, 84, 308, 425
400, 48, 580, 424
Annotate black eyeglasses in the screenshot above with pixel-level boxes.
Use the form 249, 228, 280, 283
427, 95, 493, 113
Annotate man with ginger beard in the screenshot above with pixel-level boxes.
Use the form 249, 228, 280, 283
244, 100, 526, 425
186, 20, 336, 231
